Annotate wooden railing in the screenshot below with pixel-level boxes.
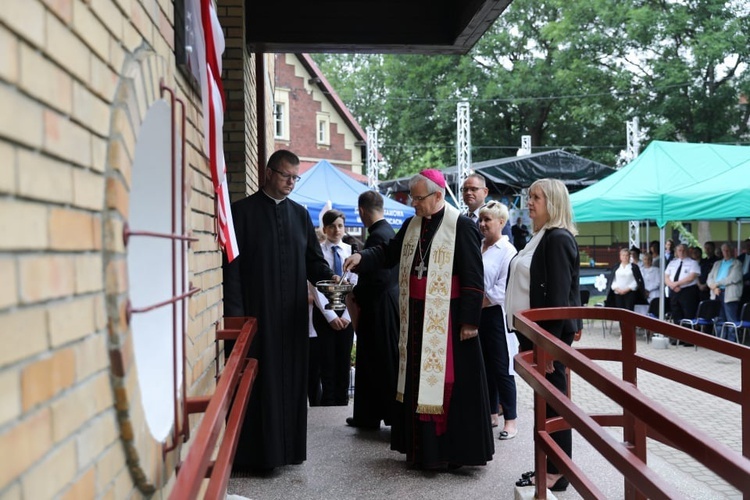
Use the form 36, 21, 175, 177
513, 306, 750, 499
170, 316, 258, 499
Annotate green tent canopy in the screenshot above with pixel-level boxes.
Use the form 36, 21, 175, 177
570, 141, 750, 227
665, 158, 750, 221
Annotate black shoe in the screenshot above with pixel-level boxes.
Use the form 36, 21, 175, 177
551, 476, 569, 492
346, 417, 380, 429
232, 464, 275, 477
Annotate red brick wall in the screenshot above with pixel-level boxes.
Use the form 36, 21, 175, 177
274, 55, 360, 169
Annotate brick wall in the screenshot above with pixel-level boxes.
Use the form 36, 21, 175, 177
274, 54, 364, 171
220, 0, 259, 201
0, 0, 260, 498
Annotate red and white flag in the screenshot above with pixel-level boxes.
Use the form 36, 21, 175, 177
197, 0, 239, 262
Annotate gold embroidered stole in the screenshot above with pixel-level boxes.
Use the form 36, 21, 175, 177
397, 205, 458, 414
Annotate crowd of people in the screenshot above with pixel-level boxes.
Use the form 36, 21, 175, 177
222, 148, 748, 491
599, 235, 750, 345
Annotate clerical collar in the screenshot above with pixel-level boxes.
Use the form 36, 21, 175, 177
261, 189, 286, 204
424, 206, 446, 220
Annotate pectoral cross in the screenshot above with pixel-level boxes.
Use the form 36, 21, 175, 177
415, 260, 427, 279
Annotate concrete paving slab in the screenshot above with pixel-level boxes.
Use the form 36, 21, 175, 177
227, 323, 743, 499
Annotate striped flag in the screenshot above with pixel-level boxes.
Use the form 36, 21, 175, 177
197, 0, 239, 262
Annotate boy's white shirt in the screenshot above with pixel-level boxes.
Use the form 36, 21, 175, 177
313, 239, 358, 323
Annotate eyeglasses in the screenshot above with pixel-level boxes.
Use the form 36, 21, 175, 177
461, 186, 483, 193
409, 192, 436, 203
268, 166, 301, 182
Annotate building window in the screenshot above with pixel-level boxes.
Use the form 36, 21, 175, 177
274, 102, 285, 139
317, 114, 330, 145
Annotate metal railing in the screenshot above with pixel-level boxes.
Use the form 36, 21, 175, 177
513, 306, 750, 499
170, 317, 259, 500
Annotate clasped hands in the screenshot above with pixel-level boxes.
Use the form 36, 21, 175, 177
460, 325, 478, 341
329, 317, 350, 330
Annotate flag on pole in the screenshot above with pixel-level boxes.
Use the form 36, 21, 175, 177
196, 0, 239, 262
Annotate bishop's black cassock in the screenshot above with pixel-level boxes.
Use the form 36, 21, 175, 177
356, 207, 495, 469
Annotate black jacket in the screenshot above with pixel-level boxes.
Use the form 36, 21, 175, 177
520, 227, 582, 351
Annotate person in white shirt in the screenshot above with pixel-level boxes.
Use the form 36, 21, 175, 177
640, 253, 662, 315
664, 243, 701, 324
609, 248, 645, 311
312, 209, 358, 405
478, 201, 518, 440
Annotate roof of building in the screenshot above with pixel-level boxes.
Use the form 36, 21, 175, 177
298, 54, 367, 143
246, 1, 515, 55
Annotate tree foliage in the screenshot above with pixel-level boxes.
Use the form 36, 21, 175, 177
313, 0, 750, 179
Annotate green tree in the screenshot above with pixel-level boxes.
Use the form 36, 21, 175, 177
468, 0, 629, 164
314, 0, 750, 178
635, 0, 749, 143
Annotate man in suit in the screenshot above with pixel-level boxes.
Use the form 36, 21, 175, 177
346, 191, 400, 429
462, 173, 512, 239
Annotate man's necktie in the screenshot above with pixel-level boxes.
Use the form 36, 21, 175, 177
332, 245, 343, 276
673, 261, 682, 282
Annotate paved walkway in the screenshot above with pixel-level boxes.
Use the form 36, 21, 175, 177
228, 321, 744, 499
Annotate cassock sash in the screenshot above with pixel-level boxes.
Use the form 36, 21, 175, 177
397, 205, 459, 415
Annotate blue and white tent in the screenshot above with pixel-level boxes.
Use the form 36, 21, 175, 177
289, 159, 414, 228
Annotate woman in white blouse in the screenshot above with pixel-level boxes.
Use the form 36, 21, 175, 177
609, 247, 644, 311
477, 201, 518, 440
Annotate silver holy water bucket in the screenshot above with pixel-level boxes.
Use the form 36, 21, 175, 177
315, 280, 354, 311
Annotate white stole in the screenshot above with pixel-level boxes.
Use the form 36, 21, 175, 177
397, 205, 459, 414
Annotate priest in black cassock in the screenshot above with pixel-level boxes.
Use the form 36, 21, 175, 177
223, 149, 334, 472
345, 190, 400, 429
344, 169, 494, 470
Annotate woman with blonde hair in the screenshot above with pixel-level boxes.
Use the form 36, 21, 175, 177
477, 200, 518, 440
507, 178, 581, 492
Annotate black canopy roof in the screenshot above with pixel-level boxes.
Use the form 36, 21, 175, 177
379, 150, 616, 195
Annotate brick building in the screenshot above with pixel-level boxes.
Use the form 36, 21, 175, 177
273, 53, 367, 181
0, 0, 511, 498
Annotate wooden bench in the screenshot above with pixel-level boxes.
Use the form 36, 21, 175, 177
170, 316, 258, 499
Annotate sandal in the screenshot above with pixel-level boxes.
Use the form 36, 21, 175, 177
498, 428, 518, 440
515, 473, 568, 492
515, 477, 533, 487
